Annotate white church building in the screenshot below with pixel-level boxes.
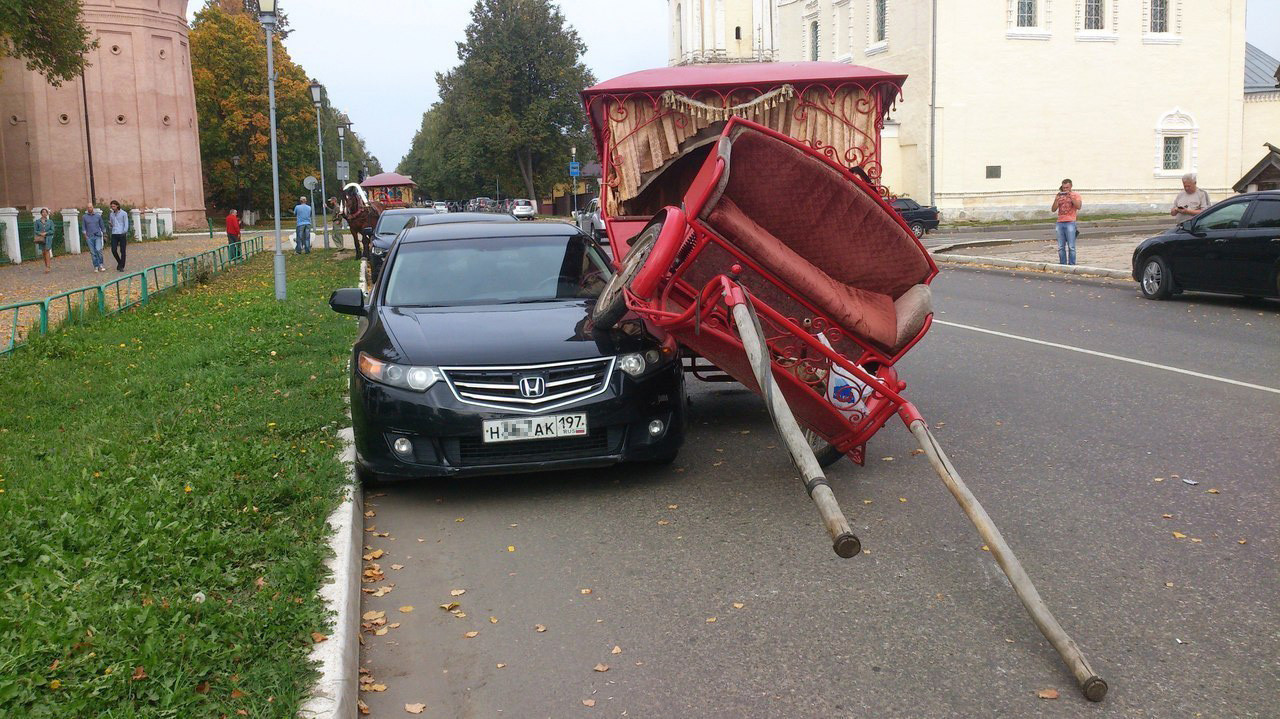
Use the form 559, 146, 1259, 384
668, 0, 1280, 220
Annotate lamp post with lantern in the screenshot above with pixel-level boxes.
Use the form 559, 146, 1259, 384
257, 0, 286, 299
308, 79, 331, 250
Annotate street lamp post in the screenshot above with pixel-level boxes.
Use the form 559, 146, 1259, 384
258, 0, 285, 300
309, 79, 330, 250
571, 146, 578, 218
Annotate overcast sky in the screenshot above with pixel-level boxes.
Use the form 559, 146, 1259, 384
196, 1, 1280, 171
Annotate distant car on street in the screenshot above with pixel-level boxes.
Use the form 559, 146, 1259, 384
369, 207, 437, 280
576, 197, 605, 240
511, 198, 536, 220
1132, 190, 1280, 301
433, 201, 449, 213
889, 197, 940, 238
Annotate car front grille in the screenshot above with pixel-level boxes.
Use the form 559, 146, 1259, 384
440, 357, 615, 413
444, 426, 621, 467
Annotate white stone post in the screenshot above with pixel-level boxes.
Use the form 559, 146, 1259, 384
61, 208, 81, 254
156, 208, 173, 236
0, 207, 20, 264
143, 210, 158, 240
130, 208, 143, 242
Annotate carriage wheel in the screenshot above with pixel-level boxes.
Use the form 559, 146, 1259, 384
592, 220, 660, 329
803, 427, 845, 468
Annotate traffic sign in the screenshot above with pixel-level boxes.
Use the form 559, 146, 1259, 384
336, 161, 350, 182
303, 175, 318, 190
569, 161, 581, 177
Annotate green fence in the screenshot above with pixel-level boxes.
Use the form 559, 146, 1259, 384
0, 236, 266, 356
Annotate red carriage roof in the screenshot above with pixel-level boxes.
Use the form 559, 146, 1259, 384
582, 62, 906, 97
361, 172, 416, 187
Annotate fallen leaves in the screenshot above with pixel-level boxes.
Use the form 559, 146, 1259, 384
131, 666, 147, 681
399, 606, 414, 613
463, 631, 479, 639
362, 610, 385, 621
439, 602, 459, 611
582, 699, 596, 707
311, 632, 328, 643
535, 624, 547, 632
593, 663, 610, 672
1036, 688, 1060, 700
667, 504, 678, 510
657, 519, 670, 526
706, 617, 717, 623
580, 588, 592, 595
732, 602, 745, 609
1206, 488, 1220, 494
1172, 532, 1187, 539
405, 703, 426, 714
450, 589, 466, 597
507, 545, 516, 552
364, 509, 376, 518
496, 663, 507, 668
362, 549, 385, 560
611, 645, 622, 654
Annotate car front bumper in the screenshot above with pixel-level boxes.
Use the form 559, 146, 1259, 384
350, 359, 685, 478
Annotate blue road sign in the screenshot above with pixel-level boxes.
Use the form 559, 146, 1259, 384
569, 161, 581, 177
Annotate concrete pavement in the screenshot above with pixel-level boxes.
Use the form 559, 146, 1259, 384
355, 267, 1278, 717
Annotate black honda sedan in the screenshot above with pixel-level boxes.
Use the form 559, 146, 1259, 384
330, 221, 685, 482
1132, 190, 1280, 300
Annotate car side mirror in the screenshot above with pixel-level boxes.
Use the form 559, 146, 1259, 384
329, 288, 367, 316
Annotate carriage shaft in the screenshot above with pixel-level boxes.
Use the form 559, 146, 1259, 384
727, 291, 860, 558
906, 418, 1108, 702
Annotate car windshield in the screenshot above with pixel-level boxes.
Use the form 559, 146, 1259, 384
514, 200, 532, 206
384, 235, 613, 307
376, 214, 419, 236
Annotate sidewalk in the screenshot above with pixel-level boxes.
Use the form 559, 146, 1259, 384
935, 233, 1149, 273
0, 234, 260, 307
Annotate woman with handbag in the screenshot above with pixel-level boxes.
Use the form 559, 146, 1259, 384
33, 208, 54, 273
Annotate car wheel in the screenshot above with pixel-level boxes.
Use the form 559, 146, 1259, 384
592, 222, 659, 329
1139, 255, 1173, 300
909, 221, 926, 239
803, 427, 844, 468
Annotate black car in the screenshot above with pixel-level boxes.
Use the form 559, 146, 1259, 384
890, 197, 940, 238
330, 221, 686, 482
1132, 190, 1280, 300
368, 208, 436, 278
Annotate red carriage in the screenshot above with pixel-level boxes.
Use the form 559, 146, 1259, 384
581, 63, 1108, 702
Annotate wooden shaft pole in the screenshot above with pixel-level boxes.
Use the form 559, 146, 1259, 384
907, 419, 1108, 702
729, 297, 860, 558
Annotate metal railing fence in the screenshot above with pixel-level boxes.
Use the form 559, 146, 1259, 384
0, 236, 265, 356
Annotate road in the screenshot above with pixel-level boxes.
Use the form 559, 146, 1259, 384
357, 267, 1279, 718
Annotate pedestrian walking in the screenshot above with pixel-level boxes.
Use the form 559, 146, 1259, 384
1050, 178, 1082, 266
293, 196, 312, 254
82, 205, 106, 272
108, 200, 129, 271
33, 208, 55, 273
1170, 173, 1210, 218
226, 208, 242, 261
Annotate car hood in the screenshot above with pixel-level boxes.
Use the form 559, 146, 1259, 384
376, 301, 654, 366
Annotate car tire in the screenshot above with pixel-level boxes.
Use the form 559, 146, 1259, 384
1139, 255, 1173, 300
803, 427, 845, 468
909, 221, 926, 239
592, 222, 659, 329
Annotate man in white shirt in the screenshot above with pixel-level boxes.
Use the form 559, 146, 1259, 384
1170, 173, 1210, 218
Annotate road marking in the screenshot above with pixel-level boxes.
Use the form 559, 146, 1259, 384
933, 319, 1280, 396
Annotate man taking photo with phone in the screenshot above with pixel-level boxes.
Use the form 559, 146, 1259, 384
1050, 178, 1082, 266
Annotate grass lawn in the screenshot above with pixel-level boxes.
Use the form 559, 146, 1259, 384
0, 252, 358, 716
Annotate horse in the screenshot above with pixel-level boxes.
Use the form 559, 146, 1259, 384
329, 183, 383, 258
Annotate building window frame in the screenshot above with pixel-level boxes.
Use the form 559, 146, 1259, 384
1007, 0, 1052, 40
1074, 0, 1118, 42
832, 0, 852, 62
1153, 108, 1197, 178
866, 0, 888, 56
1142, 0, 1182, 44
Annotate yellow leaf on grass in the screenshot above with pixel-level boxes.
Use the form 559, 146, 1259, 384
405, 703, 426, 714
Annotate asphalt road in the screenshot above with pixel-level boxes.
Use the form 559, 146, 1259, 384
357, 268, 1279, 718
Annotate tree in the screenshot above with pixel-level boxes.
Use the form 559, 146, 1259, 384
0, 0, 98, 85
405, 0, 594, 202
189, 3, 380, 215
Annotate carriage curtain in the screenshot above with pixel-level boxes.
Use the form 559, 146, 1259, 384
605, 84, 881, 214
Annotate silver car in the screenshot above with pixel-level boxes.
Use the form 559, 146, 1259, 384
576, 197, 605, 240
511, 198, 536, 220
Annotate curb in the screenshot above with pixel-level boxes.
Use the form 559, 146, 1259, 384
298, 427, 362, 719
928, 238, 1026, 253
938, 217, 1170, 235
932, 252, 1131, 280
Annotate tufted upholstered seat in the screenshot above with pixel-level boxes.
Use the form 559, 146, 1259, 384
694, 125, 934, 353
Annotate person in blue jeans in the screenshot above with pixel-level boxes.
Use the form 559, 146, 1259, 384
82, 205, 106, 272
1050, 178, 1082, 266
294, 196, 313, 254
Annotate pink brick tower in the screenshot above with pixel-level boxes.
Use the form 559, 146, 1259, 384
0, 0, 205, 227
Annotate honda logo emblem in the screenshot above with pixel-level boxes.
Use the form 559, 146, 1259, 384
518, 375, 545, 398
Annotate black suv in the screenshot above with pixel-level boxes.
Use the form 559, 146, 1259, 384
890, 198, 940, 238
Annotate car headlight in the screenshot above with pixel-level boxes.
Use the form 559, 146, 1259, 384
371, 245, 388, 256
618, 353, 646, 377
358, 352, 439, 391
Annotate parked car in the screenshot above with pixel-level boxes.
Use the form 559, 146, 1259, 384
576, 197, 606, 240
369, 207, 437, 280
330, 221, 685, 482
469, 197, 495, 212
889, 197, 940, 238
511, 198, 536, 220
433, 201, 449, 214
1132, 190, 1280, 301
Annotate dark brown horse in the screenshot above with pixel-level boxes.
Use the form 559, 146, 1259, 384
329, 183, 383, 258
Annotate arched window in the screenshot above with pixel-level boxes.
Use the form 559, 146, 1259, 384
810, 20, 819, 60
1154, 108, 1197, 177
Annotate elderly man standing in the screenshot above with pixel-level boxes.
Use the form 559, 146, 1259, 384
1170, 173, 1211, 218
293, 196, 313, 254
82, 204, 106, 272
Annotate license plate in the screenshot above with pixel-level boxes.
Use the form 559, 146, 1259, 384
482, 413, 588, 443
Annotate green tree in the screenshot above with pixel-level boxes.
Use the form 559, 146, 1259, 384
190, 3, 380, 217
0, 0, 98, 85
408, 0, 594, 202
